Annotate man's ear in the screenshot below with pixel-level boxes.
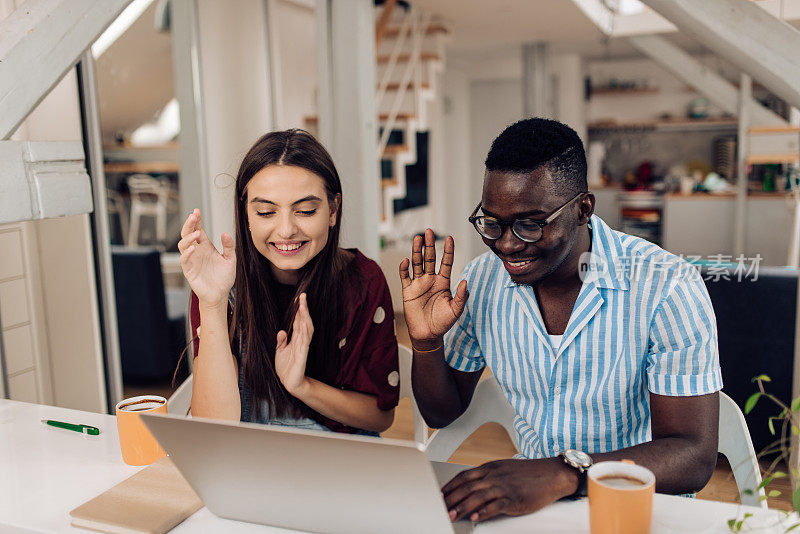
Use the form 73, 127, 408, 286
578, 192, 595, 225
329, 193, 341, 227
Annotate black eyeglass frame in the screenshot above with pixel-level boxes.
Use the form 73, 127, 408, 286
468, 191, 587, 243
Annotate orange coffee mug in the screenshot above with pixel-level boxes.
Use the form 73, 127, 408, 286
115, 395, 168, 466
588, 460, 655, 534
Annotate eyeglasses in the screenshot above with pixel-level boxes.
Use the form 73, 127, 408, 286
468, 192, 586, 243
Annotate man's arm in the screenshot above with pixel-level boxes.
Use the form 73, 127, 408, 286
410, 341, 482, 428
442, 391, 719, 522
400, 229, 479, 427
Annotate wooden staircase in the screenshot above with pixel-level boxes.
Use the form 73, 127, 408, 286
305, 1, 450, 232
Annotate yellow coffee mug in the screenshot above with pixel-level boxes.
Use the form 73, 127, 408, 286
588, 460, 655, 534
115, 395, 168, 466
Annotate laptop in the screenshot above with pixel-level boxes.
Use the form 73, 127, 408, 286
141, 413, 475, 534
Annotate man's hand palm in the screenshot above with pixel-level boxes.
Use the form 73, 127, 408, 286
404, 274, 459, 339
399, 231, 468, 344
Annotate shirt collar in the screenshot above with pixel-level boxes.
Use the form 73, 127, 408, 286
499, 214, 629, 291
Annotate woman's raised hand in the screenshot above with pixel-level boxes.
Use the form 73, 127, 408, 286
275, 293, 314, 397
178, 209, 236, 309
399, 229, 468, 348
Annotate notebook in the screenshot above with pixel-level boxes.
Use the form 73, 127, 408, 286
69, 456, 202, 534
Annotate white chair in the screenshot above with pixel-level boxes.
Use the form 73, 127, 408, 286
424, 376, 519, 462
398, 344, 428, 444
718, 391, 766, 508
127, 174, 179, 246
167, 374, 193, 416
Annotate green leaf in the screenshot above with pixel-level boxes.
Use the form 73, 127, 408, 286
743, 488, 754, 495
768, 417, 775, 435
752, 374, 772, 383
768, 490, 782, 497
793, 487, 800, 514
759, 495, 769, 502
745, 392, 761, 414
758, 476, 774, 489
793, 425, 800, 436
792, 397, 800, 412
744, 513, 752, 520
786, 522, 800, 532
727, 518, 736, 531
773, 471, 788, 479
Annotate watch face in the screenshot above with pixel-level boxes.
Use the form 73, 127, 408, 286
564, 449, 592, 467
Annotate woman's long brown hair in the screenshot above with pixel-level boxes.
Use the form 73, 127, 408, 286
231, 129, 354, 421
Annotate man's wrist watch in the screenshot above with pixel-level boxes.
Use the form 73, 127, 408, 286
558, 449, 593, 498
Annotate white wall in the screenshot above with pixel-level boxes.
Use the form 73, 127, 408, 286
468, 78, 524, 261
196, 0, 274, 247
270, 0, 318, 130
439, 65, 472, 274
3, 0, 107, 411
552, 53, 587, 144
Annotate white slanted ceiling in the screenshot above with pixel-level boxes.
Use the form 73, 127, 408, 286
627, 35, 786, 127
640, 0, 800, 110
0, 0, 132, 139
0, 141, 93, 224
0, 0, 131, 224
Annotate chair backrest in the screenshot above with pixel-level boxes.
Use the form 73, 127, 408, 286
167, 374, 193, 416
397, 344, 428, 444
127, 174, 162, 198
718, 391, 766, 509
424, 377, 519, 462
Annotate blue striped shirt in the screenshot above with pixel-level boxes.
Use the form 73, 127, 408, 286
445, 215, 722, 459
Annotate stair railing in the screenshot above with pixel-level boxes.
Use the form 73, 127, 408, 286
375, 5, 412, 119
376, 6, 431, 159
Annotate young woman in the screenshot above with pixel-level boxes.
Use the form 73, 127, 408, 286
178, 129, 398, 434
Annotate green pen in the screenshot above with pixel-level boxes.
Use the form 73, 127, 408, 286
41, 419, 100, 435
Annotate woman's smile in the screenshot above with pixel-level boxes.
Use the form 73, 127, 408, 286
270, 241, 309, 255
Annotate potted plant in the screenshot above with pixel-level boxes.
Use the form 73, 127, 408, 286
728, 375, 800, 532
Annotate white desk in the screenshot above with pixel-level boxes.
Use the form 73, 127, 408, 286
0, 399, 791, 533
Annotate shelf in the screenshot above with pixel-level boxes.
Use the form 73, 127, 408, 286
305, 113, 416, 125
746, 153, 800, 165
588, 117, 738, 133
665, 192, 792, 199
590, 87, 659, 96
748, 126, 800, 135
103, 162, 179, 174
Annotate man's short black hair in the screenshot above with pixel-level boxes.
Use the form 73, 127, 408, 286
485, 117, 587, 199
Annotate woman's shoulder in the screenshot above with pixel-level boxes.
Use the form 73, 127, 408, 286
341, 248, 389, 286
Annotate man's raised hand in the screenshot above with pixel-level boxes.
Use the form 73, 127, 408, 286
399, 229, 468, 348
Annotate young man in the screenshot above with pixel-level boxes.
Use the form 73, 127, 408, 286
399, 118, 721, 523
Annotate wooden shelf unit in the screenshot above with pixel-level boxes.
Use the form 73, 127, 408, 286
590, 87, 659, 96
588, 117, 739, 133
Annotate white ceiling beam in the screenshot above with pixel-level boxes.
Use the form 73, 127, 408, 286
0, 141, 93, 224
627, 35, 786, 126
0, 0, 132, 139
640, 0, 800, 110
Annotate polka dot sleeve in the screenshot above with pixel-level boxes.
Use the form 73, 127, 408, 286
335, 255, 400, 413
